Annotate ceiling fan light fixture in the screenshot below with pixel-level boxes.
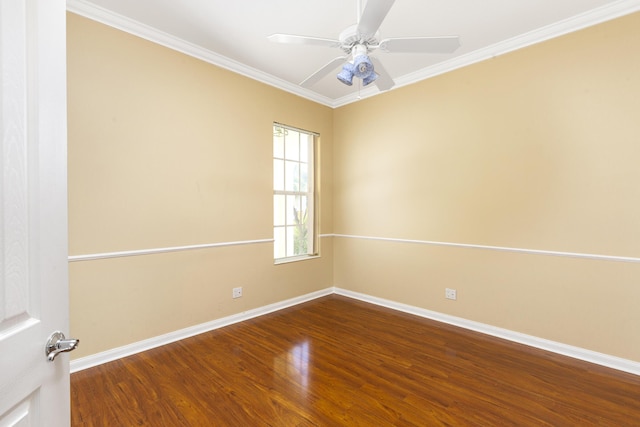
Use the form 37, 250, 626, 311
352, 54, 374, 79
271, 0, 461, 93
337, 63, 355, 86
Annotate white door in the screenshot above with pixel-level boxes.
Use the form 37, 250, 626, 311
0, 0, 71, 425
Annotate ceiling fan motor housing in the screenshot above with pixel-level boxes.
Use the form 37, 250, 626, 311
339, 25, 379, 53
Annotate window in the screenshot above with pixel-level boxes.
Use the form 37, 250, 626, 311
273, 124, 317, 261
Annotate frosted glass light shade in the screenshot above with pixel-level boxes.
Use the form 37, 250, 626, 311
353, 55, 374, 78
337, 63, 354, 86
362, 72, 378, 86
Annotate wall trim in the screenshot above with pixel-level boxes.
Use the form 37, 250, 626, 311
330, 233, 640, 264
68, 238, 274, 262
70, 287, 334, 373
333, 288, 640, 376
66, 0, 640, 109
71, 286, 640, 376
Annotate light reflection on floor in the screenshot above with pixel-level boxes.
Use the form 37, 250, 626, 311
274, 340, 311, 397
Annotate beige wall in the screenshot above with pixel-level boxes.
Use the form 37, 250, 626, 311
68, 11, 640, 363
67, 13, 334, 358
333, 12, 640, 361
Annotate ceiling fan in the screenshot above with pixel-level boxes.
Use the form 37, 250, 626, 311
268, 0, 461, 91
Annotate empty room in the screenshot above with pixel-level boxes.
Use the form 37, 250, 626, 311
4, 0, 639, 425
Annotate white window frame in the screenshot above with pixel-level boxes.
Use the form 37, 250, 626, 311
273, 123, 318, 263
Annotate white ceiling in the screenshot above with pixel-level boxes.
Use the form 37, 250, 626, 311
67, 0, 640, 108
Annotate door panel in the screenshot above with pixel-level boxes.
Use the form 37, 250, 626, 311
0, 0, 69, 424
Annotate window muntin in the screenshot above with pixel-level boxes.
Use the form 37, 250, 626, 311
273, 124, 316, 261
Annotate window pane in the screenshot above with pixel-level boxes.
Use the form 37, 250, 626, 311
286, 226, 296, 257
294, 197, 308, 256
300, 195, 308, 219
294, 196, 308, 256
300, 134, 309, 163
274, 195, 285, 226
274, 227, 286, 259
273, 134, 284, 159
286, 195, 298, 226
294, 221, 308, 255
285, 131, 299, 161
274, 159, 284, 191
285, 161, 299, 192
300, 163, 308, 192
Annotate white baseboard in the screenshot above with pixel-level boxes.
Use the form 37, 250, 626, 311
333, 287, 640, 376
71, 286, 640, 377
70, 287, 333, 373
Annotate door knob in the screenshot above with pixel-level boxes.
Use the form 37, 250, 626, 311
45, 331, 79, 362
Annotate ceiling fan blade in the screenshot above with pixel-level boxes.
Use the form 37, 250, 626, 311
357, 0, 396, 40
379, 36, 461, 54
300, 56, 348, 88
369, 57, 395, 91
268, 34, 341, 48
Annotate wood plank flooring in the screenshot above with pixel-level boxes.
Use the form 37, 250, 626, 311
71, 295, 640, 426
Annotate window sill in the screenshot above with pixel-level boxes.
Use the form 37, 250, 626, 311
274, 254, 320, 265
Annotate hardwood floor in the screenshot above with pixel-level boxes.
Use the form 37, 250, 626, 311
71, 295, 640, 426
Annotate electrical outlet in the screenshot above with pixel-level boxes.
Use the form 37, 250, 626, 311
232, 287, 243, 299
445, 288, 457, 300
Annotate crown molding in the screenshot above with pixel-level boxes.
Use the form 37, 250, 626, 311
333, 0, 640, 107
66, 0, 336, 107
67, 0, 640, 109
